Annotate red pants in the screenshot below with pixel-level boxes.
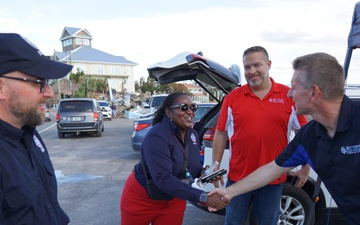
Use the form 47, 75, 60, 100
120, 171, 186, 225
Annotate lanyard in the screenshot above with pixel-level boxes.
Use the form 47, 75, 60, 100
174, 135, 189, 178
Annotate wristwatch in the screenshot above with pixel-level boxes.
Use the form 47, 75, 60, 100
199, 192, 208, 203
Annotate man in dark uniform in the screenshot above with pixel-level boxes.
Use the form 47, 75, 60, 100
0, 33, 73, 224
208, 52, 360, 225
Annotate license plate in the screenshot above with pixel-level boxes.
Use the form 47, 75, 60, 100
71, 117, 82, 121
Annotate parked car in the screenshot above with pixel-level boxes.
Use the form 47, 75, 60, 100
56, 98, 104, 138
97, 100, 112, 121
143, 94, 168, 114
43, 106, 51, 122
146, 51, 349, 224
131, 102, 216, 153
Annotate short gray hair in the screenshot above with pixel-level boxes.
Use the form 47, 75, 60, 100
292, 52, 345, 99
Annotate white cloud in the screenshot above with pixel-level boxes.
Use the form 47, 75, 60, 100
1, 0, 360, 84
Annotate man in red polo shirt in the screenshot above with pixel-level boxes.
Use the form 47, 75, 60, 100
212, 46, 309, 225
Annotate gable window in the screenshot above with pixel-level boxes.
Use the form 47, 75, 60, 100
75, 38, 83, 45
83, 39, 90, 46
63, 39, 72, 47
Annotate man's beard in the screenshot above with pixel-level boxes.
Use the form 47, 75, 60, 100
248, 76, 263, 87
9, 93, 44, 127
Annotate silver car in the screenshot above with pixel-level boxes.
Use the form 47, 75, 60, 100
56, 98, 104, 138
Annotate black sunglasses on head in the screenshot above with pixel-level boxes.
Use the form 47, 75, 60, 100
169, 103, 198, 113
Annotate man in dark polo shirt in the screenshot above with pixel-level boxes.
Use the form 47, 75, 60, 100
0, 33, 73, 224
208, 52, 360, 225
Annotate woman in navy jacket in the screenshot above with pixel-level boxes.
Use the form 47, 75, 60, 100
120, 92, 227, 225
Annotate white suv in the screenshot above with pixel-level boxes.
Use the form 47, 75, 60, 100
97, 100, 112, 121
143, 94, 168, 114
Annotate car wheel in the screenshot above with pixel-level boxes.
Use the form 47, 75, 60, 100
96, 130, 102, 137
58, 132, 65, 138
101, 124, 104, 132
245, 183, 314, 225
279, 183, 314, 225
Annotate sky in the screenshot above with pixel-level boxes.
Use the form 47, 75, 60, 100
1, 0, 360, 85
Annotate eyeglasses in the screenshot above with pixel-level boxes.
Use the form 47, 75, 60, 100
169, 103, 198, 113
1, 75, 49, 93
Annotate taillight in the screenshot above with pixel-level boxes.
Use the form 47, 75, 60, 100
203, 128, 216, 141
56, 113, 60, 122
185, 53, 208, 66
199, 149, 204, 157
94, 112, 99, 121
203, 127, 229, 142
134, 122, 151, 131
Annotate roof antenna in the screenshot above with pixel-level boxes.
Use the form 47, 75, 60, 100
197, 51, 203, 56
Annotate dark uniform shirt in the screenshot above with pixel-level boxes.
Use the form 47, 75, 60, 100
134, 117, 204, 203
275, 96, 360, 225
0, 119, 69, 225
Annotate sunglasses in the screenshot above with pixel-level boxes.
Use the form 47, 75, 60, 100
169, 103, 198, 113
1, 75, 49, 93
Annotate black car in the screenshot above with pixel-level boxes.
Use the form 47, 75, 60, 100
147, 51, 349, 224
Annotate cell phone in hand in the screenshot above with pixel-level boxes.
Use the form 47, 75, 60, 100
200, 169, 227, 183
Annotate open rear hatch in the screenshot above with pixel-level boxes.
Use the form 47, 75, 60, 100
147, 52, 241, 102
344, 2, 360, 79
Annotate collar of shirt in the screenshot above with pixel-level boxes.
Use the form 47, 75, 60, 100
0, 119, 35, 143
315, 95, 352, 139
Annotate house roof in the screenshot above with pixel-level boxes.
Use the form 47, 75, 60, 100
54, 46, 138, 65
60, 27, 92, 41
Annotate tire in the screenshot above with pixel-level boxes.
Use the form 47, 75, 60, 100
279, 183, 314, 225
58, 132, 65, 138
246, 183, 314, 225
96, 130, 102, 137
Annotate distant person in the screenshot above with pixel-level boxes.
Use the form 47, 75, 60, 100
0, 33, 72, 224
212, 46, 308, 225
208, 52, 360, 225
111, 102, 116, 118
120, 92, 228, 225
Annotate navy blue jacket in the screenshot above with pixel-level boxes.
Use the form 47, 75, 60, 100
276, 96, 360, 225
0, 120, 69, 225
134, 117, 204, 203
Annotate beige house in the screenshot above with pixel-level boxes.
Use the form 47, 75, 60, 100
52, 27, 138, 100
183, 83, 209, 102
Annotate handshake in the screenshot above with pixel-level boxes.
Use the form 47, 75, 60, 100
196, 163, 231, 211
201, 191, 231, 211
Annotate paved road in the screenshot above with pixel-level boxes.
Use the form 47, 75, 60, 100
37, 116, 224, 225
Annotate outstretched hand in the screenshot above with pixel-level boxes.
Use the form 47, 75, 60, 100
206, 188, 231, 212
205, 192, 229, 210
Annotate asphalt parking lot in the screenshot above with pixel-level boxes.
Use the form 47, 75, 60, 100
38, 115, 224, 225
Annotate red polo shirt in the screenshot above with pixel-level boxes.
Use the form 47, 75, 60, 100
216, 78, 307, 184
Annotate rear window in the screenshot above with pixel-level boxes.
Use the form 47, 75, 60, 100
194, 106, 214, 121
98, 102, 108, 107
59, 101, 93, 112
151, 96, 167, 107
